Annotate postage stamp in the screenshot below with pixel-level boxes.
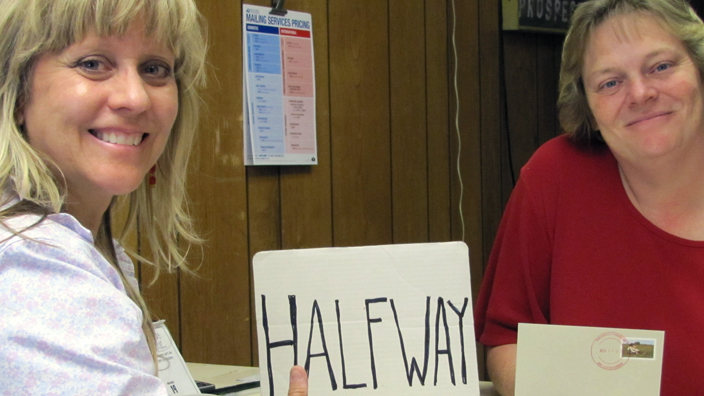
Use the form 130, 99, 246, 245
622, 338, 656, 359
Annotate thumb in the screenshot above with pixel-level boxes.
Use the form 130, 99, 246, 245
288, 365, 308, 396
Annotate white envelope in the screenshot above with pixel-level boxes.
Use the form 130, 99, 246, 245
515, 323, 664, 396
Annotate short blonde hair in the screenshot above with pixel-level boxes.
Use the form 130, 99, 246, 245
558, 0, 704, 143
0, 0, 207, 367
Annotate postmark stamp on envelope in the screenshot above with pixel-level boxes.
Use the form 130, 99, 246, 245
591, 331, 629, 370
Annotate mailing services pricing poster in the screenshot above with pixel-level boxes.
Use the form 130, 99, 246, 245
253, 242, 480, 396
243, 5, 318, 165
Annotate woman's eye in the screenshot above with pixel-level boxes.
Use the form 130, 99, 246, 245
77, 58, 105, 72
142, 63, 172, 79
601, 80, 618, 90
655, 63, 671, 72
82, 60, 99, 69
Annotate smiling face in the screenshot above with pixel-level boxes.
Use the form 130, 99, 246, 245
582, 12, 704, 164
22, 22, 178, 220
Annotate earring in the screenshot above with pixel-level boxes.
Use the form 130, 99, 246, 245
148, 165, 157, 187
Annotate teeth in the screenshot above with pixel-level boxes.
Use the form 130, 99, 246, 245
92, 130, 143, 146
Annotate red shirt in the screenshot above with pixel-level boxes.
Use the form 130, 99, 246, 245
474, 135, 704, 395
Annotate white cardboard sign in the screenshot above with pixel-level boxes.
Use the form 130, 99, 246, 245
253, 242, 479, 396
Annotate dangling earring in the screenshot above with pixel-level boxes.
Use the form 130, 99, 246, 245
148, 165, 157, 187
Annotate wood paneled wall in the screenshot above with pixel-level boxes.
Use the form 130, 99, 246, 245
130, 0, 567, 382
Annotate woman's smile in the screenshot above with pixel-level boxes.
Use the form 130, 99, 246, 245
89, 128, 148, 146
625, 111, 673, 127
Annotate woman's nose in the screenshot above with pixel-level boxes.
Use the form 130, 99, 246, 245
628, 76, 658, 106
107, 69, 151, 114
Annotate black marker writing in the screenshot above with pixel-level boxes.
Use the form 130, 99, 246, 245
365, 297, 387, 389
305, 300, 337, 390
434, 297, 455, 385
261, 295, 298, 396
390, 297, 430, 386
336, 300, 367, 389
448, 298, 469, 384
260, 294, 471, 393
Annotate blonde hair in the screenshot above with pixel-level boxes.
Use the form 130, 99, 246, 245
558, 0, 704, 143
0, 0, 207, 368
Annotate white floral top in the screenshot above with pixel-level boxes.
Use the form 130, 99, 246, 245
0, 198, 168, 395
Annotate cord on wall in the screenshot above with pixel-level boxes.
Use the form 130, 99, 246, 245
450, 0, 465, 242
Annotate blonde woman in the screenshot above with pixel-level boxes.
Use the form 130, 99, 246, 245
0, 0, 307, 394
